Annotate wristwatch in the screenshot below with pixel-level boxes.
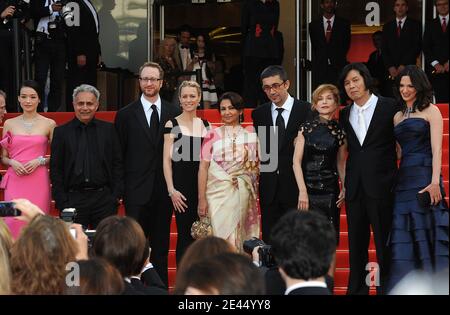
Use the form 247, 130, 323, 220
37, 156, 46, 166
168, 189, 176, 197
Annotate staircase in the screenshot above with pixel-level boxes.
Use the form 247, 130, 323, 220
1, 105, 448, 295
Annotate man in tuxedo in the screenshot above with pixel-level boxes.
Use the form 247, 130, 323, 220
365, 31, 389, 97
339, 63, 399, 295
66, 0, 101, 111
176, 25, 193, 72
31, 0, 67, 112
242, 0, 280, 108
252, 65, 310, 242
423, 0, 449, 103
382, 0, 421, 96
309, 0, 351, 90
271, 211, 334, 295
115, 62, 181, 287
50, 84, 123, 229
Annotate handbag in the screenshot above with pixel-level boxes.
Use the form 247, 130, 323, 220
416, 191, 431, 208
191, 216, 213, 239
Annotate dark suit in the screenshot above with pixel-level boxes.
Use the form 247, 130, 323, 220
66, 0, 101, 111
122, 279, 167, 295
309, 16, 351, 89
366, 50, 389, 97
287, 286, 331, 295
50, 118, 124, 228
115, 96, 181, 287
0, 1, 15, 112
423, 17, 449, 103
252, 98, 310, 241
242, 0, 280, 107
340, 96, 398, 295
382, 17, 421, 97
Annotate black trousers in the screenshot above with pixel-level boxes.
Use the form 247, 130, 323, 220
125, 186, 173, 288
66, 52, 98, 111
68, 187, 118, 229
34, 36, 66, 112
260, 190, 297, 243
243, 57, 277, 108
429, 72, 449, 103
174, 208, 197, 266
346, 184, 393, 295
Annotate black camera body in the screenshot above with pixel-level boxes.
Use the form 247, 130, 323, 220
0, 202, 21, 217
3, 0, 30, 23
243, 237, 277, 268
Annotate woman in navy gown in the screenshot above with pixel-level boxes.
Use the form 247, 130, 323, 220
388, 65, 449, 292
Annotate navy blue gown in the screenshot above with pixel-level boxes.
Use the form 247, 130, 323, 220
388, 118, 449, 291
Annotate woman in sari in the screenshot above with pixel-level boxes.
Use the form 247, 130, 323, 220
198, 92, 260, 252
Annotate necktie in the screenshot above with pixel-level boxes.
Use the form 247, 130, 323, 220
276, 108, 286, 149
325, 20, 332, 43
397, 20, 402, 37
75, 124, 90, 181
150, 104, 160, 139
442, 17, 447, 33
356, 107, 367, 145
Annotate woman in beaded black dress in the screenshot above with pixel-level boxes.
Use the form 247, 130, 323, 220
293, 84, 347, 279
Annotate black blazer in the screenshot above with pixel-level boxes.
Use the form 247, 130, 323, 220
30, 0, 53, 32
122, 279, 168, 296
309, 16, 351, 72
339, 96, 399, 201
288, 286, 331, 295
50, 118, 124, 211
423, 17, 449, 75
252, 99, 311, 206
114, 97, 181, 206
241, 0, 280, 59
66, 0, 101, 58
382, 17, 422, 69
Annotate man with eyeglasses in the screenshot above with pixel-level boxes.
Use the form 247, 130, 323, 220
115, 62, 181, 288
252, 65, 311, 242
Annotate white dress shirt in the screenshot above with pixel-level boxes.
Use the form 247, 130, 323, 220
179, 44, 192, 71
271, 95, 294, 132
322, 15, 335, 34
349, 94, 378, 145
396, 16, 407, 29
36, 0, 59, 35
285, 281, 328, 295
141, 94, 161, 126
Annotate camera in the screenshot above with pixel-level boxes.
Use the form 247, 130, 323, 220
46, 0, 73, 39
243, 237, 276, 268
56, 0, 75, 24
0, 201, 21, 217
3, 0, 30, 24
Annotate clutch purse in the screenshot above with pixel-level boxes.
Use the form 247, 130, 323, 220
417, 191, 431, 208
191, 216, 213, 239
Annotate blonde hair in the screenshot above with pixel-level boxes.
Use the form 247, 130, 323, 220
311, 84, 340, 112
0, 221, 12, 295
158, 37, 177, 59
178, 80, 202, 98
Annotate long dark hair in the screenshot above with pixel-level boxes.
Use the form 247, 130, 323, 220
393, 65, 433, 113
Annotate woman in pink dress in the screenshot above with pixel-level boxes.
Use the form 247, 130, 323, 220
1, 80, 56, 239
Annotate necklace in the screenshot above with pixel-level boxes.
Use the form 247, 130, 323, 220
223, 125, 243, 158
404, 106, 413, 118
21, 115, 38, 134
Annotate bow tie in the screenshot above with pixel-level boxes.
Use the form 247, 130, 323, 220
181, 45, 190, 49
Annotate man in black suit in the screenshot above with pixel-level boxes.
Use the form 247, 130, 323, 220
271, 211, 334, 295
176, 24, 193, 72
309, 0, 351, 90
339, 63, 399, 295
50, 84, 123, 229
252, 65, 310, 242
423, 0, 449, 103
66, 0, 101, 111
242, 0, 280, 108
31, 0, 66, 112
115, 62, 181, 287
365, 31, 389, 97
382, 0, 421, 96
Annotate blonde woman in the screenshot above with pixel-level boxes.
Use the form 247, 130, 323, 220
163, 81, 210, 264
293, 84, 347, 281
156, 37, 182, 102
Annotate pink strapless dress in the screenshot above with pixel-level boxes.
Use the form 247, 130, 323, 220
1, 132, 51, 239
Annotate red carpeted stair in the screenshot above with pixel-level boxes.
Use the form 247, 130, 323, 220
1, 105, 448, 295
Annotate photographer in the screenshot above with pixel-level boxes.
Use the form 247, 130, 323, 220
31, 0, 67, 112
270, 210, 336, 295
